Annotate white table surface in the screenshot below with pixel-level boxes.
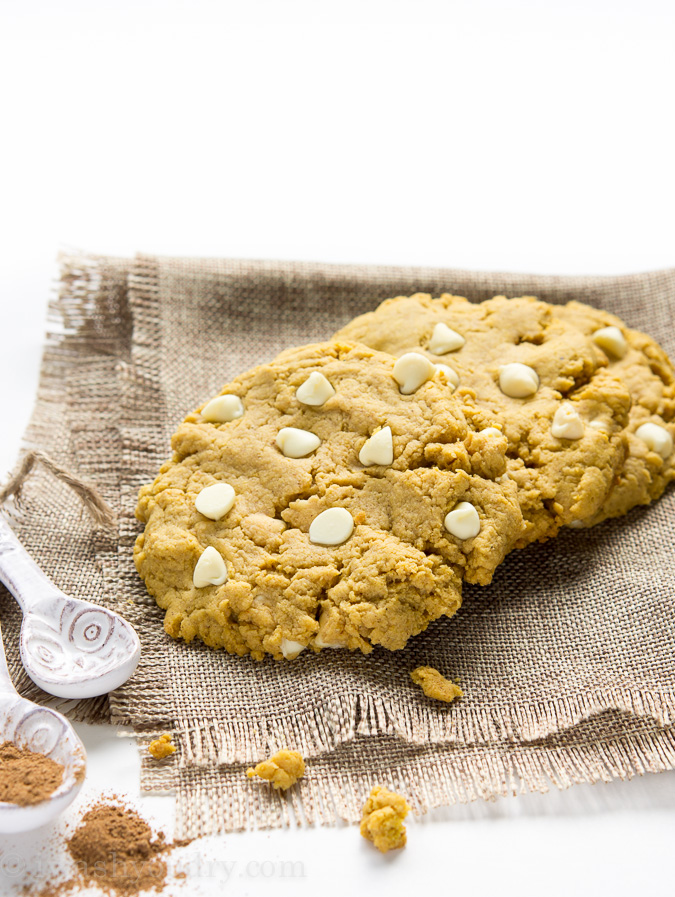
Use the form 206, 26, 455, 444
1, 1, 675, 893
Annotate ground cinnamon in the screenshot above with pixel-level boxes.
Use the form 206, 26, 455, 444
0, 740, 64, 805
67, 803, 170, 895
64, 800, 192, 895
17, 798, 192, 897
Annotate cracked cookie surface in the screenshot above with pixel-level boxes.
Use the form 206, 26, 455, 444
336, 294, 649, 545
134, 342, 523, 659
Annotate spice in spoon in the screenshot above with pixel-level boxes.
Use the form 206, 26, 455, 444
0, 740, 64, 806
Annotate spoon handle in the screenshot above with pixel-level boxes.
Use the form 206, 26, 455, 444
0, 515, 66, 616
0, 620, 18, 695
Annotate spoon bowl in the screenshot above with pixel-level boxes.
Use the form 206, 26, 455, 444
19, 595, 141, 700
0, 631, 86, 833
0, 515, 140, 699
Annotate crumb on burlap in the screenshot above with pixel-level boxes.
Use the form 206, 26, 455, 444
410, 666, 463, 703
246, 750, 305, 790
148, 734, 177, 760
360, 785, 411, 853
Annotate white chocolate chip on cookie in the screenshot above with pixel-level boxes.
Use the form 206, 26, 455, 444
498, 363, 539, 398
393, 353, 436, 395
313, 634, 344, 649
592, 326, 627, 360
428, 322, 465, 355
309, 507, 354, 546
201, 394, 244, 422
635, 422, 673, 460
588, 419, 610, 433
359, 426, 394, 466
444, 501, 481, 540
434, 364, 460, 389
193, 546, 228, 588
195, 483, 236, 520
280, 638, 306, 660
480, 427, 503, 437
276, 427, 321, 458
551, 402, 585, 440
296, 372, 335, 406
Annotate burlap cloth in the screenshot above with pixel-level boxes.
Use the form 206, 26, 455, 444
1, 253, 674, 837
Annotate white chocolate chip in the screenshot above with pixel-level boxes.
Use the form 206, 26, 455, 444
635, 422, 673, 460
280, 638, 305, 660
296, 372, 335, 406
551, 402, 585, 440
434, 364, 460, 390
193, 546, 228, 588
498, 363, 539, 398
313, 634, 344, 649
589, 419, 610, 433
568, 520, 585, 529
428, 322, 465, 355
481, 427, 503, 437
592, 326, 627, 360
276, 427, 321, 458
309, 507, 354, 546
444, 501, 481, 540
201, 394, 244, 422
393, 353, 436, 395
359, 426, 394, 466
195, 483, 236, 520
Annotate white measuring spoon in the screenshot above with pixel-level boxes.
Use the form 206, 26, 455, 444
0, 516, 140, 699
0, 621, 86, 833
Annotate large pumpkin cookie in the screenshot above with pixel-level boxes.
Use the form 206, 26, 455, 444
336, 294, 641, 546
135, 342, 523, 660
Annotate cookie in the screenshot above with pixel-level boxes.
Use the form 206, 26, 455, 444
134, 342, 523, 659
335, 294, 639, 546
551, 301, 675, 525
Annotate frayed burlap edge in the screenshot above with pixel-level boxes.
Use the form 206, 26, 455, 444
169, 685, 675, 768
168, 717, 675, 837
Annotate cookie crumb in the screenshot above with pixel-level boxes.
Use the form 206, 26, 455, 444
360, 786, 410, 853
148, 734, 177, 760
410, 666, 463, 703
246, 750, 305, 790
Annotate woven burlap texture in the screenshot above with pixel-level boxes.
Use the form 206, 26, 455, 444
1, 253, 674, 837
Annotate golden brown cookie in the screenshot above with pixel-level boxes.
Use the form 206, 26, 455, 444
335, 294, 653, 545
134, 341, 523, 659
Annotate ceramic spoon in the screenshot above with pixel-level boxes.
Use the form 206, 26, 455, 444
0, 621, 86, 833
0, 515, 140, 699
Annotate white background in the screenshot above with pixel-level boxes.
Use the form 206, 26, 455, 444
1, 1, 675, 894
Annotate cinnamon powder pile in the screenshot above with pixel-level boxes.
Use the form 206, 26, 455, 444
19, 798, 192, 897
0, 740, 64, 805
67, 803, 173, 894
